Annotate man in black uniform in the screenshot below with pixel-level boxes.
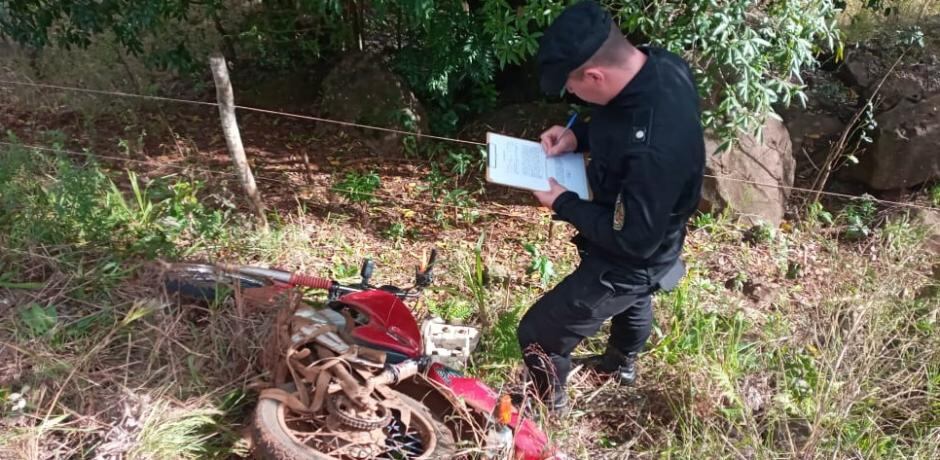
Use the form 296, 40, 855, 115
516, 0, 705, 412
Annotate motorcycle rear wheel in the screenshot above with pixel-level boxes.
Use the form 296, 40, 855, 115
252, 387, 457, 460
163, 263, 271, 302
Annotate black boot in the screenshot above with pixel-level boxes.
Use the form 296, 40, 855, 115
520, 367, 570, 416
576, 347, 638, 386
548, 381, 569, 415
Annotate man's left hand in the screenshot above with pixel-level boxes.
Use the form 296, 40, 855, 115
533, 178, 568, 208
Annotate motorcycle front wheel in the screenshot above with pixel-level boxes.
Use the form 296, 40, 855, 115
251, 387, 457, 460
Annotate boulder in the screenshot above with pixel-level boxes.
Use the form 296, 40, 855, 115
840, 46, 940, 112
700, 116, 795, 226
319, 52, 428, 154
782, 110, 844, 160
854, 93, 940, 190
835, 22, 940, 190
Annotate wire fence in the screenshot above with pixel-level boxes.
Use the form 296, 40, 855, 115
1, 78, 937, 215
0, 140, 537, 222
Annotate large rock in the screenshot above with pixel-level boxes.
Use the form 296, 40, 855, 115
319, 52, 428, 154
700, 116, 795, 226
836, 22, 940, 190
840, 45, 940, 112
855, 93, 940, 190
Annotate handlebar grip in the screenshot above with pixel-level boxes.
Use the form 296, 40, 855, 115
288, 273, 333, 290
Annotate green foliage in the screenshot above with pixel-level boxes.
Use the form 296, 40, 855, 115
426, 297, 474, 323
807, 201, 835, 227
443, 188, 481, 225
330, 260, 360, 281
611, 0, 842, 147
445, 147, 485, 177
420, 164, 450, 199
773, 346, 820, 417
383, 220, 408, 246
744, 222, 777, 245
479, 0, 843, 145
392, 2, 499, 134
472, 302, 527, 383
2, 0, 842, 143
930, 184, 940, 208
334, 171, 380, 204
0, 140, 228, 257
0, 0, 188, 54
691, 211, 719, 231
17, 303, 57, 338
523, 243, 555, 288
481, 0, 566, 68
463, 233, 492, 329
841, 196, 878, 239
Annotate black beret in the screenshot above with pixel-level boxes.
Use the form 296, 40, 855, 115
537, 0, 614, 95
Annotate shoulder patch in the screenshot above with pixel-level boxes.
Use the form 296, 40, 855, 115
613, 192, 625, 231
631, 108, 654, 146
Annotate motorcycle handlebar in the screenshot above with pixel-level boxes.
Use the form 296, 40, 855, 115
288, 273, 334, 290
273, 248, 437, 300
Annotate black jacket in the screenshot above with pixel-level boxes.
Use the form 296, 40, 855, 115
552, 46, 705, 286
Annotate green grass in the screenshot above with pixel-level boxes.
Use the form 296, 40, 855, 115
0, 138, 228, 258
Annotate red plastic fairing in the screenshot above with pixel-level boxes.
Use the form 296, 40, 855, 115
427, 363, 558, 460
337, 290, 423, 358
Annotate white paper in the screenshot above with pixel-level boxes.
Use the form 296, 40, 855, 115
486, 133, 590, 200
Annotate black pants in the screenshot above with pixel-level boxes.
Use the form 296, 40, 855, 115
516, 256, 654, 392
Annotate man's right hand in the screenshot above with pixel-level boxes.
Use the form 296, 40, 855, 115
539, 125, 577, 156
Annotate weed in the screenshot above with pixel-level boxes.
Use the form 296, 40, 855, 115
462, 233, 491, 329
930, 184, 940, 208
445, 147, 484, 177
117, 126, 147, 157
420, 164, 449, 199
0, 140, 228, 258
523, 243, 556, 289
443, 188, 480, 225
128, 400, 223, 460
383, 220, 408, 246
330, 259, 360, 281
426, 297, 473, 323
744, 222, 777, 245
880, 212, 926, 258
691, 211, 718, 230
806, 201, 834, 227
17, 303, 58, 338
472, 302, 527, 384
841, 196, 878, 239
334, 171, 380, 204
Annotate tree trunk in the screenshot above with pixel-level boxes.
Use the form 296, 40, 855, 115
209, 52, 268, 229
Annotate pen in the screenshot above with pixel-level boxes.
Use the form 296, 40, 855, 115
559, 111, 578, 140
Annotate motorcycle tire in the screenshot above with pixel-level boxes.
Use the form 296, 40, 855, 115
252, 387, 457, 460
163, 263, 271, 303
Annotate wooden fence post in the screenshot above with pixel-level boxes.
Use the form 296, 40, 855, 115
209, 52, 268, 229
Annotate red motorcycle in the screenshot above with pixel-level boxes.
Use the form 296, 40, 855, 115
162, 249, 563, 460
